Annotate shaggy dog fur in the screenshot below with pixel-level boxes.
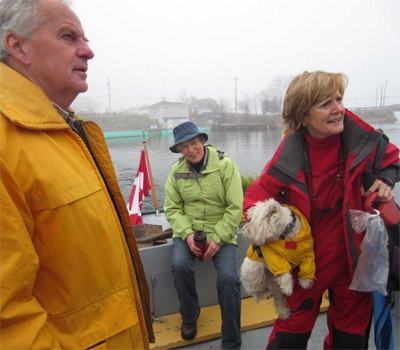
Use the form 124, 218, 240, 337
240, 198, 314, 320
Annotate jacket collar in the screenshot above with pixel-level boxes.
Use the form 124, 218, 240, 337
341, 110, 382, 170
0, 63, 68, 130
269, 110, 382, 184
198, 145, 222, 173
186, 145, 209, 174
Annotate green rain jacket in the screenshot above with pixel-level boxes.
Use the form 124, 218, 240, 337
164, 145, 243, 245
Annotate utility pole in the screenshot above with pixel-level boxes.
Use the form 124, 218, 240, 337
235, 77, 237, 118
380, 85, 384, 109
107, 77, 112, 113
383, 81, 389, 107
376, 86, 378, 108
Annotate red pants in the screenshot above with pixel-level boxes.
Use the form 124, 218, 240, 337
266, 255, 372, 349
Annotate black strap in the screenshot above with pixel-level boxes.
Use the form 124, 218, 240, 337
252, 245, 263, 258
73, 120, 91, 150
372, 130, 389, 173
279, 210, 296, 239
302, 138, 313, 201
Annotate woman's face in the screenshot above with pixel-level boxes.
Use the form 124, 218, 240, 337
178, 137, 205, 163
303, 90, 345, 139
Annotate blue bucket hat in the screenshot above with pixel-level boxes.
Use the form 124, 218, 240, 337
170, 122, 208, 153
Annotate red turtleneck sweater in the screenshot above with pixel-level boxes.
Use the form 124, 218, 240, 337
305, 133, 348, 275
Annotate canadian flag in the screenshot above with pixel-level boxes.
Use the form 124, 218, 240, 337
127, 150, 151, 225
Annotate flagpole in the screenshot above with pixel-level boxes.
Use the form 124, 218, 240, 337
142, 140, 160, 216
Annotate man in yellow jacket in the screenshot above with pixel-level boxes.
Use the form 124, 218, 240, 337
0, 0, 154, 348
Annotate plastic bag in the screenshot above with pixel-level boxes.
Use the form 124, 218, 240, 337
348, 210, 389, 295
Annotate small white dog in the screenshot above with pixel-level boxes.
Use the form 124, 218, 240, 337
240, 198, 315, 320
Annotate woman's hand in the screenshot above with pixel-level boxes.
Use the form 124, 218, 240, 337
186, 233, 201, 257
363, 179, 395, 201
203, 240, 221, 261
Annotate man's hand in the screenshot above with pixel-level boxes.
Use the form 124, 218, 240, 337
363, 179, 395, 201
203, 240, 220, 261
186, 233, 201, 257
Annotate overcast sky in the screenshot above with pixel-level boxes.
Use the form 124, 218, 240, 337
71, 0, 400, 113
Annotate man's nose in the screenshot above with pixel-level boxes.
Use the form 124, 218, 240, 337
77, 40, 95, 60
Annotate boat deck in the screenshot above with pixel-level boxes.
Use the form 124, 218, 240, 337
150, 296, 330, 349
150, 292, 399, 350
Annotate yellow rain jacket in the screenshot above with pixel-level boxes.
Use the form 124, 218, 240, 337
247, 205, 315, 280
0, 63, 154, 349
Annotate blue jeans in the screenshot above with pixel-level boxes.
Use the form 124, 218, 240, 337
171, 237, 242, 349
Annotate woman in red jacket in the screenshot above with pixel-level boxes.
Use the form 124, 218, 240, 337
244, 71, 400, 349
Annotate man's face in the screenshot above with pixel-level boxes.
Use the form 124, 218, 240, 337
22, 0, 94, 108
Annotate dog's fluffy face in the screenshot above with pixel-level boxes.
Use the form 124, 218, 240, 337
243, 198, 298, 246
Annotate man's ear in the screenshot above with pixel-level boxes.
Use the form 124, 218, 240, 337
5, 33, 30, 65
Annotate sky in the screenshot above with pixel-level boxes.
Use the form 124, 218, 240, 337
71, 0, 400, 113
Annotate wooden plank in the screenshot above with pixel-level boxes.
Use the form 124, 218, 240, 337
150, 295, 329, 349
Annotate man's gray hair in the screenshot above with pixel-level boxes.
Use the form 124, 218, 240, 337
0, 0, 72, 62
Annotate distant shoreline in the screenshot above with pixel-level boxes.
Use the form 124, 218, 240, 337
87, 107, 398, 136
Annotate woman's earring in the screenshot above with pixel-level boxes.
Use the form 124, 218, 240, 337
302, 122, 307, 127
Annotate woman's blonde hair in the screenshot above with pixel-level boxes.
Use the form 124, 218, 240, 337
282, 71, 348, 134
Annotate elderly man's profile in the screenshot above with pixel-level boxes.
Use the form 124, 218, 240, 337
0, 0, 154, 348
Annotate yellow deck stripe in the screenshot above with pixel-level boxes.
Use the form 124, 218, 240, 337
150, 295, 329, 349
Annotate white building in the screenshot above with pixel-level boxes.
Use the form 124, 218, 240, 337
149, 101, 189, 129
190, 98, 221, 115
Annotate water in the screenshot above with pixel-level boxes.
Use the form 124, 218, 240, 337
107, 118, 400, 212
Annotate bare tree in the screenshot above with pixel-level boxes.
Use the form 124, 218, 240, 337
260, 93, 281, 115
259, 92, 267, 115
239, 95, 252, 116
214, 99, 231, 124
252, 94, 259, 115
218, 99, 231, 121
218, 99, 231, 114
270, 96, 280, 113
264, 75, 293, 113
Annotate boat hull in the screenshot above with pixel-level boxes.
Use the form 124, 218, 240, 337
139, 227, 250, 317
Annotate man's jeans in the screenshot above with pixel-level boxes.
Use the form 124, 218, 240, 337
171, 237, 242, 349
